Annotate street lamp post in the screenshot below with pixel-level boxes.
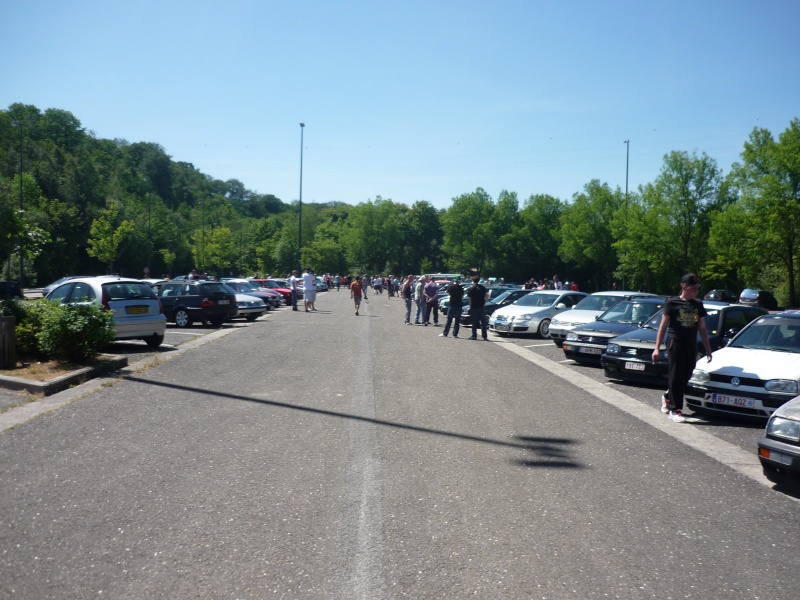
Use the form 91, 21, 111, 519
623, 139, 630, 290
11, 121, 24, 285
298, 123, 305, 272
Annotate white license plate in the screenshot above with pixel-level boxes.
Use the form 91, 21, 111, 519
495, 324, 509, 331
624, 361, 646, 371
764, 449, 793, 465
578, 347, 602, 355
218, 299, 230, 305
707, 393, 755, 408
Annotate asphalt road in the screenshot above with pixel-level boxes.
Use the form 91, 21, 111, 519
1, 290, 798, 599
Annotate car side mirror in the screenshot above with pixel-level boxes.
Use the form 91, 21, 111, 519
556, 303, 567, 309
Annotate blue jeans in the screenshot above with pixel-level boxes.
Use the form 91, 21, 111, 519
291, 289, 298, 310
443, 306, 462, 336
414, 298, 424, 323
404, 297, 412, 322
470, 307, 488, 339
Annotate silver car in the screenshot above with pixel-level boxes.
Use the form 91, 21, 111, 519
45, 276, 167, 348
488, 291, 587, 337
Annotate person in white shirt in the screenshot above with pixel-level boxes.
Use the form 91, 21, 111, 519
289, 270, 299, 311
302, 268, 316, 312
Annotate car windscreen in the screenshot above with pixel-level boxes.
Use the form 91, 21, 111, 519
515, 293, 558, 307
729, 317, 800, 352
574, 294, 623, 311
224, 282, 249, 293
599, 301, 663, 323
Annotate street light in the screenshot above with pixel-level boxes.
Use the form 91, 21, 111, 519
11, 121, 24, 285
623, 139, 630, 202
298, 123, 305, 271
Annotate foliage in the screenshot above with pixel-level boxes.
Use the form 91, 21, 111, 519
37, 301, 115, 362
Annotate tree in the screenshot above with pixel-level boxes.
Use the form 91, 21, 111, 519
86, 204, 136, 273
441, 188, 496, 275
517, 194, 564, 284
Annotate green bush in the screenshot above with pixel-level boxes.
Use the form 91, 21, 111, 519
37, 302, 115, 362
13, 300, 49, 357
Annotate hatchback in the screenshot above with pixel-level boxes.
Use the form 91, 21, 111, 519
739, 288, 778, 310
45, 276, 166, 348
157, 280, 238, 327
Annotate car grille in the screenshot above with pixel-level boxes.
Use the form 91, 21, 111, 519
495, 315, 509, 323
574, 334, 611, 344
708, 373, 765, 387
618, 346, 652, 359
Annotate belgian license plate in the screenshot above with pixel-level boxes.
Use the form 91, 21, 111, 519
495, 324, 509, 331
126, 306, 148, 314
579, 347, 602, 355
218, 299, 230, 305
707, 393, 755, 408
624, 361, 646, 371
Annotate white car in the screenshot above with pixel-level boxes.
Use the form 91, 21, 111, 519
45, 276, 167, 348
488, 290, 587, 338
549, 290, 660, 347
685, 311, 800, 419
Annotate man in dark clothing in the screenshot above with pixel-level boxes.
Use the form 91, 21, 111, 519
652, 273, 713, 423
439, 276, 465, 338
466, 276, 489, 340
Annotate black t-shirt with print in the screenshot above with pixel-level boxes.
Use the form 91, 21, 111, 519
467, 284, 488, 310
665, 296, 707, 345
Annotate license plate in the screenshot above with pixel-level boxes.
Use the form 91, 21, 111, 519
495, 324, 509, 331
218, 299, 230, 305
126, 306, 148, 314
578, 347, 602, 355
764, 449, 793, 465
624, 361, 646, 371
706, 393, 755, 408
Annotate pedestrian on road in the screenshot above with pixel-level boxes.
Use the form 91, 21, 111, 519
652, 273, 712, 423
414, 276, 426, 324
423, 277, 440, 326
440, 276, 464, 338
351, 276, 364, 316
289, 269, 299, 311
402, 275, 415, 324
467, 275, 489, 340
302, 268, 316, 312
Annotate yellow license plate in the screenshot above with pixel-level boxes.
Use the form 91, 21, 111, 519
127, 306, 148, 314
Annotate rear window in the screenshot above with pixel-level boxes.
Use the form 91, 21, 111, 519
201, 283, 233, 294
102, 282, 157, 300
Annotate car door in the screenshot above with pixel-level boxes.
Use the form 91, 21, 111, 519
157, 283, 181, 317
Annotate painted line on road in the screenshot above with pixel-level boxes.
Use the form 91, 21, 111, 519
524, 343, 554, 348
498, 341, 781, 494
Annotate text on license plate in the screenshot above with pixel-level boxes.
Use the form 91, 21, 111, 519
624, 361, 646, 371
578, 347, 602, 354
126, 306, 148, 314
495, 324, 509, 331
706, 393, 755, 408
218, 299, 230, 305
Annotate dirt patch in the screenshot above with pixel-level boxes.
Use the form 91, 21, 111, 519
0, 355, 117, 382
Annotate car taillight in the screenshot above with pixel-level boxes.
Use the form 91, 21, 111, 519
201, 298, 215, 307
157, 299, 164, 314
101, 291, 111, 311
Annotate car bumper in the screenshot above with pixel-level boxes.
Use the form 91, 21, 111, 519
601, 355, 668, 381
563, 342, 606, 361
758, 436, 800, 489
489, 320, 533, 333
113, 315, 167, 340
685, 385, 794, 419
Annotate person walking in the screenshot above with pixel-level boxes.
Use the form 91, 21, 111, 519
350, 275, 364, 316
402, 275, 415, 324
439, 276, 464, 338
289, 269, 299, 311
467, 275, 489, 340
423, 276, 440, 326
652, 273, 713, 423
302, 268, 316, 312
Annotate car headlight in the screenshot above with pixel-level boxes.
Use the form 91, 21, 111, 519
765, 379, 800, 394
566, 332, 578, 341
689, 370, 710, 384
766, 416, 800, 442
517, 314, 535, 320
606, 342, 620, 354
551, 318, 561, 325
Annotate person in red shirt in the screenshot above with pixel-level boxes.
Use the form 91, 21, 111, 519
350, 276, 364, 316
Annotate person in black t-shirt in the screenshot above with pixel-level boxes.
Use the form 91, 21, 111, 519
466, 276, 490, 340
653, 273, 713, 423
440, 277, 465, 338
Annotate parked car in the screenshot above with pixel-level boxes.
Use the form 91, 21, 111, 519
704, 289, 737, 302
229, 293, 266, 321
549, 291, 660, 347
0, 280, 24, 299
221, 279, 279, 309
45, 276, 166, 348
157, 280, 237, 327
561, 297, 667, 364
459, 288, 533, 325
601, 301, 767, 382
488, 291, 587, 337
758, 394, 800, 490
250, 278, 294, 303
41, 275, 93, 297
685, 311, 800, 419
738, 288, 778, 310
439, 285, 510, 316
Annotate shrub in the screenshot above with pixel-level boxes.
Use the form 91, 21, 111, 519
14, 300, 49, 357
37, 302, 115, 362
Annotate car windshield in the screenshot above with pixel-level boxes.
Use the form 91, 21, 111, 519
490, 290, 513, 304
515, 293, 559, 307
225, 282, 250, 293
599, 300, 663, 324
574, 294, 624, 311
729, 317, 800, 352
260, 280, 280, 289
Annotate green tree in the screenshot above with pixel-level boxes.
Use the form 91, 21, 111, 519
86, 204, 136, 273
441, 188, 495, 275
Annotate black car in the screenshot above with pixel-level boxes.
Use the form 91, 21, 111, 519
562, 297, 667, 364
601, 301, 767, 383
758, 394, 800, 490
459, 288, 532, 324
0, 281, 24, 299
157, 280, 237, 327
739, 288, 778, 310
704, 289, 736, 302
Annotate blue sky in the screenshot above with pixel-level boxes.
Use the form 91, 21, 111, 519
2, 0, 798, 210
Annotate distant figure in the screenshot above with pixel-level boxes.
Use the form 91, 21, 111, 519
571, 281, 579, 291
302, 268, 315, 312
351, 276, 364, 316
440, 276, 464, 338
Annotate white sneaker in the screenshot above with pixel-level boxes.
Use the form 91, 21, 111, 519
668, 410, 687, 423
439, 333, 447, 337
661, 394, 669, 413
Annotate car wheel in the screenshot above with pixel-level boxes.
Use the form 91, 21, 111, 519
145, 334, 164, 349
174, 308, 192, 328
538, 319, 551, 338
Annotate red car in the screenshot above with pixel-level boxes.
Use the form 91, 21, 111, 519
250, 279, 295, 303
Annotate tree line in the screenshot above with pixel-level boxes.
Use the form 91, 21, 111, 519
1, 103, 798, 306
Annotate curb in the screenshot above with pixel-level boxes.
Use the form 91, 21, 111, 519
0, 354, 128, 396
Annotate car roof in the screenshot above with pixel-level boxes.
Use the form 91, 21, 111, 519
589, 290, 658, 297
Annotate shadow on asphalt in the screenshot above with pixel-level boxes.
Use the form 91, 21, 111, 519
124, 376, 585, 470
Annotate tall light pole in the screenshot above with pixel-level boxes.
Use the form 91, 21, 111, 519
11, 121, 24, 285
298, 123, 305, 271
624, 139, 630, 203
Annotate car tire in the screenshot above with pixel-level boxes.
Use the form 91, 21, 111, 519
145, 334, 164, 349
174, 308, 192, 328
538, 319, 551, 338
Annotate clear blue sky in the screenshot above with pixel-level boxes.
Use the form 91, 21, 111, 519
2, 0, 798, 210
